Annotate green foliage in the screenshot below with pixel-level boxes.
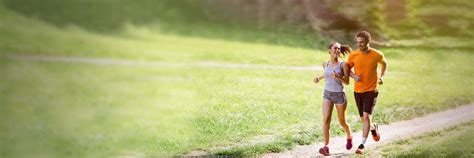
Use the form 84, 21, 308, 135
385, 0, 474, 39
1, 0, 327, 49
3, 0, 208, 31
364, 0, 388, 39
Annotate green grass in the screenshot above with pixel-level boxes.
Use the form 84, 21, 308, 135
0, 58, 203, 157
0, 8, 324, 65
372, 121, 474, 157
0, 1, 474, 157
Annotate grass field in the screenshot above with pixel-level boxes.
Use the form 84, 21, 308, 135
373, 121, 474, 157
1, 1, 473, 157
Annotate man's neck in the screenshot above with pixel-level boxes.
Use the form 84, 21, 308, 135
361, 47, 371, 54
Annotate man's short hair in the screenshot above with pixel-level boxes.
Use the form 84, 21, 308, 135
356, 31, 371, 43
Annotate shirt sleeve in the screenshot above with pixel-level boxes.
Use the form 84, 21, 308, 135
378, 51, 386, 64
347, 54, 355, 68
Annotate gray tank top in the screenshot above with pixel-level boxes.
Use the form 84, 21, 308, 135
324, 61, 344, 92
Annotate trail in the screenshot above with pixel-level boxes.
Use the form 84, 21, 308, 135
263, 103, 474, 157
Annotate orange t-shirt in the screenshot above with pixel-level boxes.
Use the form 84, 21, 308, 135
347, 48, 386, 93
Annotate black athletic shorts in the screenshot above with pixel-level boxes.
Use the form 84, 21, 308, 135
354, 90, 379, 117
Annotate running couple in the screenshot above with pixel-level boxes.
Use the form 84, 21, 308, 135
313, 31, 387, 155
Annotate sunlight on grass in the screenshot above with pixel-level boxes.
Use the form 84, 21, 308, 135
374, 121, 474, 157
0, 2, 473, 157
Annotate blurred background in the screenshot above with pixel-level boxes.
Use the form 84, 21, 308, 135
1, 0, 473, 157
3, 0, 473, 46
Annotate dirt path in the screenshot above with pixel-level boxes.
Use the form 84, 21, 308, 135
263, 103, 474, 157
6, 54, 322, 71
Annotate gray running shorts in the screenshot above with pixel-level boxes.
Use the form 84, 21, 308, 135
323, 90, 347, 105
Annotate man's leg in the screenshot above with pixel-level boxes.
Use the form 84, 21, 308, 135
356, 112, 371, 154
366, 91, 380, 141
362, 112, 372, 140
354, 92, 366, 154
356, 91, 380, 154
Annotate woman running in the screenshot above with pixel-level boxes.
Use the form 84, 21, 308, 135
313, 41, 353, 156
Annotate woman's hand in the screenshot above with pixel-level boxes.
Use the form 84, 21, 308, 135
332, 71, 342, 79
314, 77, 320, 83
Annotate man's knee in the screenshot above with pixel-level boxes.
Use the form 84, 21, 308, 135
362, 114, 371, 122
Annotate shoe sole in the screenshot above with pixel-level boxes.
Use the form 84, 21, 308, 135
319, 152, 329, 156
346, 144, 353, 150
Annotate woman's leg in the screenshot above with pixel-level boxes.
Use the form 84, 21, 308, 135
335, 102, 352, 139
322, 100, 334, 146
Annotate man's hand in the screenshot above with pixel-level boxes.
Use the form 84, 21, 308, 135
378, 76, 384, 85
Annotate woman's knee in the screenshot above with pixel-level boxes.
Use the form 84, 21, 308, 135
323, 117, 332, 124
339, 120, 349, 127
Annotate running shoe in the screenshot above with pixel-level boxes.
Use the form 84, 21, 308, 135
371, 123, 380, 141
346, 138, 353, 150
319, 146, 329, 156
355, 144, 365, 154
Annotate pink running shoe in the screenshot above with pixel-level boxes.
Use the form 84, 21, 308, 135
319, 146, 329, 156
346, 138, 353, 150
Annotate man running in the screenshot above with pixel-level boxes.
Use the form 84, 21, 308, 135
347, 31, 387, 154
